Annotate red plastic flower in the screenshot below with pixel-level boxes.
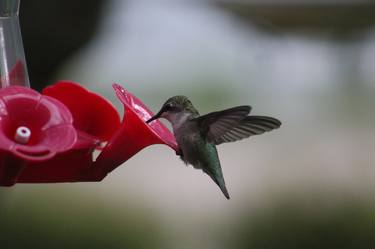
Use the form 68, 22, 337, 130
0, 86, 96, 185
0, 81, 178, 185
0, 86, 77, 160
42, 81, 121, 141
92, 84, 178, 179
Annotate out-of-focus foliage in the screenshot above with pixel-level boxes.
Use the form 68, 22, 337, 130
0, 189, 165, 249
230, 193, 375, 249
218, 2, 375, 36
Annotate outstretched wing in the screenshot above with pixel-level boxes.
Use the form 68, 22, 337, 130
194, 106, 281, 145
194, 105, 251, 140
212, 115, 281, 145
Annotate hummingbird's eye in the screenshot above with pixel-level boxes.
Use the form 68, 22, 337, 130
164, 103, 173, 111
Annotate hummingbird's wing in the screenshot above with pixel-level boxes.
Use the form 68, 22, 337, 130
194, 105, 251, 140
195, 105, 281, 145
212, 116, 281, 145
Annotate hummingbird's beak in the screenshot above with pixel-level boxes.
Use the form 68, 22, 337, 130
146, 109, 164, 123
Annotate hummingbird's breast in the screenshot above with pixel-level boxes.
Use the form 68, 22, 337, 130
174, 120, 219, 170
174, 121, 201, 166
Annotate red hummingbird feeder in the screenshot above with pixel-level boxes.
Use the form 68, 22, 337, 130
0, 0, 178, 186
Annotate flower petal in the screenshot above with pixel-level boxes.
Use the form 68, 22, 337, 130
113, 84, 178, 150
91, 84, 178, 179
16, 131, 99, 183
0, 86, 78, 161
43, 81, 121, 141
0, 85, 97, 185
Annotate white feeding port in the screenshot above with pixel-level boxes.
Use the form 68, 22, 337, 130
14, 126, 31, 144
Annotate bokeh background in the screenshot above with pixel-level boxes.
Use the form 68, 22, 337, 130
2, 0, 375, 248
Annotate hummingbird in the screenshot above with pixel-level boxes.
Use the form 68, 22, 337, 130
146, 96, 281, 199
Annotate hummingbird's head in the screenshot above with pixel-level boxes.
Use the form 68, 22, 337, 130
146, 96, 199, 125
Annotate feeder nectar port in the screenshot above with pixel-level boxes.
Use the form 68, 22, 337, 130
14, 126, 31, 144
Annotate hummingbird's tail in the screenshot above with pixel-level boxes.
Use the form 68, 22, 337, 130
217, 180, 230, 200
205, 170, 230, 199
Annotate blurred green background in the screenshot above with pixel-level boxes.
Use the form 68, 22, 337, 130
2, 0, 375, 248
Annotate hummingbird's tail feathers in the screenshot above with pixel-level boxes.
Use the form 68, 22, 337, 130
212, 115, 281, 145
204, 169, 230, 199
214, 176, 230, 200
219, 183, 230, 199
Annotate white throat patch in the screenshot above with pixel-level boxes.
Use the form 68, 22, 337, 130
165, 112, 191, 130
